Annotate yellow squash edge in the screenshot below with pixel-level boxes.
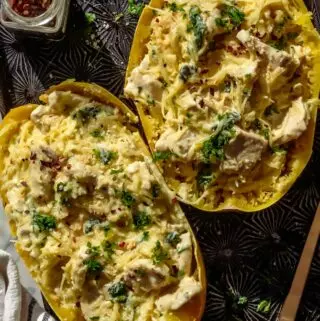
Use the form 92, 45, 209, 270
125, 0, 320, 213
0, 80, 206, 321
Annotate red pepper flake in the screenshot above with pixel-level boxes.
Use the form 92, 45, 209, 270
12, 0, 52, 18
118, 241, 126, 248
172, 197, 178, 204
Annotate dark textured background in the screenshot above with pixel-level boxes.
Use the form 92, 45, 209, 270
0, 1, 320, 320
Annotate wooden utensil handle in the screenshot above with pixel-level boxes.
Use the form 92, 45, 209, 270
279, 204, 320, 321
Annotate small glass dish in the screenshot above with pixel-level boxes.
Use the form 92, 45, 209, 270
0, 0, 71, 38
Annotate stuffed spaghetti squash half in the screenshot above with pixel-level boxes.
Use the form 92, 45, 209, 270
125, 0, 320, 212
0, 81, 206, 321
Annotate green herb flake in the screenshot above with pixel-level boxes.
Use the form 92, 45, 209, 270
84, 259, 103, 274
141, 231, 150, 242
270, 145, 287, 154
153, 151, 173, 162
238, 296, 248, 306
260, 128, 270, 140
167, 2, 185, 13
85, 12, 96, 24
108, 281, 128, 303
197, 165, 214, 187
127, 0, 145, 16
264, 105, 279, 117
102, 240, 115, 259
90, 317, 100, 321
216, 5, 245, 31
32, 214, 57, 233
151, 183, 160, 198
179, 64, 196, 82
84, 218, 100, 234
93, 149, 117, 165
201, 111, 240, 163
120, 190, 136, 208
152, 241, 168, 264
73, 106, 101, 124
257, 299, 271, 313
147, 96, 156, 106
90, 129, 104, 138
188, 6, 206, 49
133, 211, 151, 229
87, 242, 100, 257
269, 37, 286, 50
110, 168, 123, 175
166, 232, 181, 247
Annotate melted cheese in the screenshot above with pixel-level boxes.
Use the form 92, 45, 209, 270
0, 91, 201, 321
125, 0, 319, 208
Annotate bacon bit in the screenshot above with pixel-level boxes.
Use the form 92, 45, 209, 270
118, 241, 126, 248
172, 197, 178, 204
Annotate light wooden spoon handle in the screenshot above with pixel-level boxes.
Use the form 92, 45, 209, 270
278, 203, 320, 321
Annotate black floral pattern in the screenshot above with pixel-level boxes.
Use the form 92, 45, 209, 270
0, 0, 320, 320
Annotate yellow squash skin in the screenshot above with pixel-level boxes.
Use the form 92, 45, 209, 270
125, 0, 320, 212
0, 81, 206, 321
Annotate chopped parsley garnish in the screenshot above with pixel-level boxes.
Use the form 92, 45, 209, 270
264, 105, 279, 116
56, 182, 72, 206
120, 190, 136, 208
32, 214, 57, 232
147, 96, 155, 105
102, 240, 115, 259
202, 111, 240, 163
90, 129, 104, 138
90, 317, 100, 321
127, 0, 145, 16
153, 151, 173, 162
270, 145, 287, 154
56, 182, 67, 193
108, 281, 128, 303
73, 106, 101, 124
87, 242, 100, 257
133, 211, 151, 229
85, 12, 96, 24
260, 128, 270, 140
269, 37, 286, 50
256, 299, 271, 313
93, 149, 117, 165
84, 259, 103, 274
166, 232, 181, 247
197, 165, 214, 187
188, 6, 206, 49
152, 241, 168, 264
167, 2, 185, 12
253, 119, 270, 140
252, 118, 262, 130
238, 296, 248, 306
179, 64, 196, 82
84, 218, 100, 234
141, 231, 150, 242
215, 4, 245, 31
110, 168, 123, 175
151, 183, 160, 198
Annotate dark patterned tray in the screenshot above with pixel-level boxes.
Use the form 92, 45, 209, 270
1, 1, 320, 320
